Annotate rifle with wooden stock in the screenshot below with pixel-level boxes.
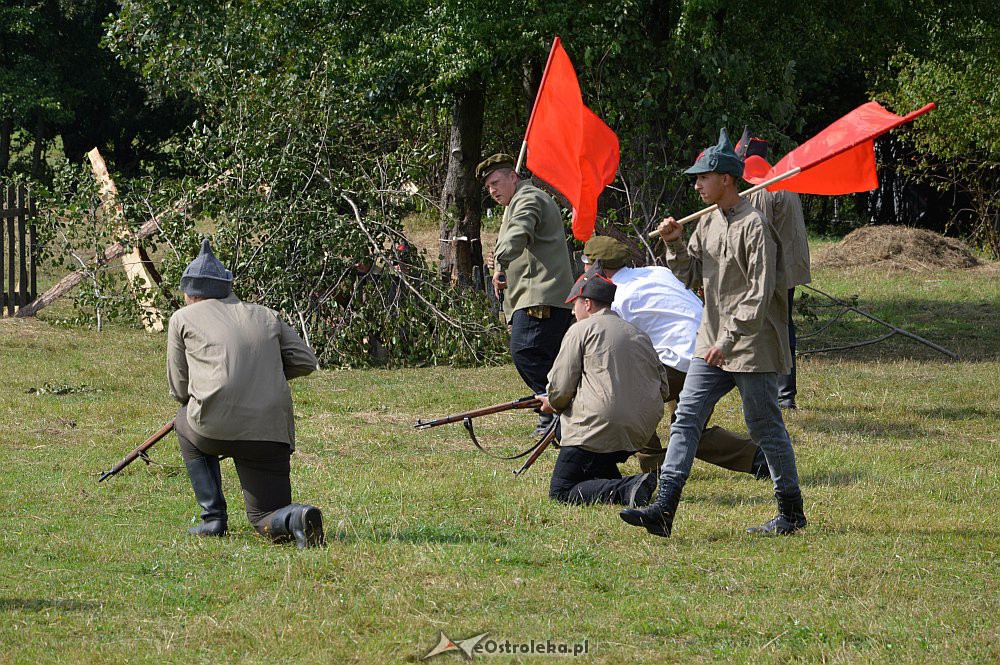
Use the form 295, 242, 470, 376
98, 420, 174, 482
415, 396, 558, 474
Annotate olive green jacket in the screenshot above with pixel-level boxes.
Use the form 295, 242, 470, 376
664, 199, 792, 373
546, 309, 669, 454
493, 180, 575, 321
747, 189, 812, 288
167, 295, 318, 447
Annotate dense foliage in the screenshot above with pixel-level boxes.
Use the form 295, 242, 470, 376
9, 0, 998, 365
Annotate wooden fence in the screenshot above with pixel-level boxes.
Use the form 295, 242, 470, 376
1, 184, 37, 316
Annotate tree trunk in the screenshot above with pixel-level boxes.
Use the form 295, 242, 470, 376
0, 118, 11, 174
438, 87, 485, 287
31, 116, 47, 180
521, 58, 543, 127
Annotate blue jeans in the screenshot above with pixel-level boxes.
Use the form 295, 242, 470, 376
660, 358, 801, 495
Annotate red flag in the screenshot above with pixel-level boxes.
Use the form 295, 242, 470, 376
524, 37, 620, 241
744, 101, 935, 195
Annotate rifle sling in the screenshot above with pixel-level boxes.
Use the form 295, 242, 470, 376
462, 417, 552, 460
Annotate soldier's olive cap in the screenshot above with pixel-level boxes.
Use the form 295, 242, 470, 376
684, 128, 744, 177
565, 266, 617, 304
583, 236, 629, 269
181, 239, 233, 299
476, 153, 516, 181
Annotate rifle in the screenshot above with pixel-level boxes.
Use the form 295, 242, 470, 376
513, 415, 559, 476
415, 395, 540, 429
415, 396, 558, 471
98, 420, 174, 482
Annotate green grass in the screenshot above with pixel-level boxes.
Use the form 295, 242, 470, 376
1, 260, 997, 663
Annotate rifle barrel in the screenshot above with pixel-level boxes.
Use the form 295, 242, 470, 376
98, 420, 175, 483
415, 397, 540, 429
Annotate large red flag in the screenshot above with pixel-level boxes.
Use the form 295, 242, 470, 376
524, 37, 620, 241
743, 101, 936, 194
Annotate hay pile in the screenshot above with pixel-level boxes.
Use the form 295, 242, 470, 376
813, 225, 981, 271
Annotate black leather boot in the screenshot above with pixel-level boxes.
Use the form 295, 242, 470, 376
185, 456, 228, 537
747, 488, 807, 535
619, 482, 682, 538
263, 503, 325, 549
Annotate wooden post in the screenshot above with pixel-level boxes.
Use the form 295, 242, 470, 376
1, 186, 6, 313
17, 184, 27, 309
6, 185, 14, 316
86, 148, 164, 332
28, 189, 36, 301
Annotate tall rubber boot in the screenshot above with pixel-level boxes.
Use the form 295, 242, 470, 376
263, 503, 325, 549
619, 482, 682, 538
747, 488, 807, 535
185, 456, 228, 537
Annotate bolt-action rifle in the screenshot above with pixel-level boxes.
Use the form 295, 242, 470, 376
98, 420, 174, 482
415, 396, 558, 474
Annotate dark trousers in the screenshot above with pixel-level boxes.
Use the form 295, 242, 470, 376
549, 446, 643, 505
778, 288, 797, 402
175, 406, 292, 532
509, 307, 573, 394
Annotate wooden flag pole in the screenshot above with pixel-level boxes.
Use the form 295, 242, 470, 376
516, 37, 562, 175
514, 140, 528, 175
646, 167, 801, 239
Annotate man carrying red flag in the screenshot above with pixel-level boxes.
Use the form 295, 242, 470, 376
620, 129, 807, 538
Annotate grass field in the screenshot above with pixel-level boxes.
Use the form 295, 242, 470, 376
1, 257, 997, 663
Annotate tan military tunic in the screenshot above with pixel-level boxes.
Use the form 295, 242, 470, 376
167, 295, 318, 447
664, 198, 791, 373
747, 189, 811, 288
494, 179, 575, 322
546, 309, 670, 454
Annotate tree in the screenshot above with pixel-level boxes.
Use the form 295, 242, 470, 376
877, 3, 1000, 256
104, 0, 509, 365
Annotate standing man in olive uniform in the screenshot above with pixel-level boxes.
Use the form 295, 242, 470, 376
168, 240, 324, 548
620, 129, 806, 538
538, 269, 668, 507
478, 153, 576, 436
737, 130, 812, 409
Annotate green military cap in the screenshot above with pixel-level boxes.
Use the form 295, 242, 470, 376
583, 236, 629, 269
685, 128, 744, 177
476, 153, 516, 181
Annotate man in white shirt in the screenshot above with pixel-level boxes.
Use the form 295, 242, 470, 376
583, 235, 767, 478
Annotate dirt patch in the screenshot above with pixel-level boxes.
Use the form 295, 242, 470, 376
404, 226, 499, 267
813, 225, 982, 271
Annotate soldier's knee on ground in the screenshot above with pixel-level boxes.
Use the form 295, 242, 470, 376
635, 451, 665, 474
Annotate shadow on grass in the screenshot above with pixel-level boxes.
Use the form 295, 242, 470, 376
799, 411, 928, 440
328, 525, 509, 546
801, 469, 867, 486
797, 296, 999, 362
0, 598, 100, 612
910, 405, 1000, 420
